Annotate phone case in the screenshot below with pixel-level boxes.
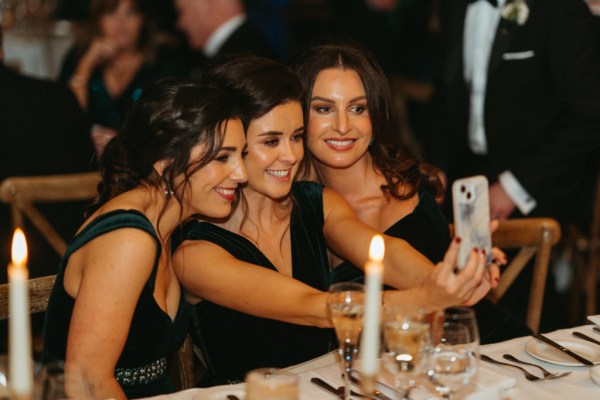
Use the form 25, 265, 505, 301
452, 175, 492, 268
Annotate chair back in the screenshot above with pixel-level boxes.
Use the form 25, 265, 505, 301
0, 172, 101, 256
0, 275, 56, 320
452, 218, 561, 332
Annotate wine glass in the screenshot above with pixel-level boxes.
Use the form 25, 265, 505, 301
34, 362, 92, 400
427, 322, 476, 399
381, 305, 430, 400
327, 282, 365, 400
444, 307, 480, 365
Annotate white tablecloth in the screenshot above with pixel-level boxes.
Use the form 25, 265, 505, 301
146, 325, 600, 400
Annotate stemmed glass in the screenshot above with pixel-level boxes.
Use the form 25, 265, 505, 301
327, 282, 365, 400
381, 305, 430, 400
427, 307, 480, 399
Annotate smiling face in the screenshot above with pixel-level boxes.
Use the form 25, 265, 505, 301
99, 0, 143, 51
306, 68, 373, 170
244, 102, 304, 200
183, 118, 248, 218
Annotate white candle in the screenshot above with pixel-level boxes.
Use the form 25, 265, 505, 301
8, 228, 33, 397
361, 235, 384, 379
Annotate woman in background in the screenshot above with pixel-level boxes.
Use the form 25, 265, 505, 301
42, 77, 247, 399
293, 43, 529, 343
173, 55, 496, 385
59, 0, 188, 152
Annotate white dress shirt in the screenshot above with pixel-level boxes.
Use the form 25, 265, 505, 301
464, 0, 537, 214
203, 14, 246, 58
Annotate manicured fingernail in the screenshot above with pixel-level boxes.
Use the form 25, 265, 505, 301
481, 249, 486, 255
473, 247, 478, 253
494, 277, 500, 283
453, 267, 460, 274
455, 237, 462, 244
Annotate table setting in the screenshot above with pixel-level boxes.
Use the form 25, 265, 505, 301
142, 236, 600, 400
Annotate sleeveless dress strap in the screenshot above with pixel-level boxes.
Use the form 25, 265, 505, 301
64, 209, 162, 289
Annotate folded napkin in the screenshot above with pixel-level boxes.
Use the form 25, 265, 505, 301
462, 363, 516, 400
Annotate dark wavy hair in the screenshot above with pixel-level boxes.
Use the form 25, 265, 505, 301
88, 77, 242, 224
292, 43, 442, 199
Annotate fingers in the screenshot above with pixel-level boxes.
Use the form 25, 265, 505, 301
490, 219, 500, 233
437, 237, 462, 282
490, 247, 507, 266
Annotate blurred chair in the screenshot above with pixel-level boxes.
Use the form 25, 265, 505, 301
0, 172, 101, 257
451, 218, 561, 332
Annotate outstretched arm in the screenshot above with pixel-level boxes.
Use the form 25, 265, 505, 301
173, 239, 331, 328
322, 187, 434, 289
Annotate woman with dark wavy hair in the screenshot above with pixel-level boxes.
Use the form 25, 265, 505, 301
293, 43, 530, 343
42, 77, 247, 399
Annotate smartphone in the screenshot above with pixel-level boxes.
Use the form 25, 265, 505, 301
452, 175, 492, 269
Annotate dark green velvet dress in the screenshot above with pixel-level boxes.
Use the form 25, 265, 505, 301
330, 189, 531, 344
42, 210, 189, 399
183, 181, 337, 386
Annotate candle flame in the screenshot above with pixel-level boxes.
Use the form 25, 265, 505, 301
369, 235, 384, 262
11, 228, 28, 267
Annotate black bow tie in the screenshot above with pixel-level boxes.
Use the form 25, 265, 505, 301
467, 0, 498, 6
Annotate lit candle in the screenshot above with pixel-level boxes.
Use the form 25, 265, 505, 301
8, 228, 33, 397
360, 235, 384, 390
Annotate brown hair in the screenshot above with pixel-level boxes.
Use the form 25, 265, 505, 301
292, 43, 442, 199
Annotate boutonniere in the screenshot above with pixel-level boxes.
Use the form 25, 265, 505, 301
501, 0, 529, 25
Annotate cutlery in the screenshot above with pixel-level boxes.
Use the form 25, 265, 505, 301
532, 332, 594, 366
502, 354, 573, 379
573, 331, 600, 346
480, 354, 542, 381
348, 371, 395, 400
593, 326, 600, 335
311, 377, 344, 399
226, 396, 241, 400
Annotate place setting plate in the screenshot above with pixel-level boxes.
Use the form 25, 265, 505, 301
525, 339, 600, 367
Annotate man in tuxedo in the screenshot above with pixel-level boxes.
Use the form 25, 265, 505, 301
430, 0, 600, 228
174, 0, 277, 74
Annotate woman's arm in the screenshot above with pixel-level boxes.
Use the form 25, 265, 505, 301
64, 228, 156, 400
68, 38, 117, 109
322, 187, 434, 289
173, 239, 331, 328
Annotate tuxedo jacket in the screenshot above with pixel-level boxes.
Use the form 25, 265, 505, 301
432, 0, 600, 225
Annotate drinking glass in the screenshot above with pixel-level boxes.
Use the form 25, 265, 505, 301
381, 305, 430, 400
245, 368, 298, 400
327, 282, 365, 400
444, 307, 480, 369
427, 322, 476, 399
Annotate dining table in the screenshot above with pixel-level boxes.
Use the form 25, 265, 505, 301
145, 324, 600, 400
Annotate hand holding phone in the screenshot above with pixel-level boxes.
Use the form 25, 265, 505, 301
452, 175, 492, 268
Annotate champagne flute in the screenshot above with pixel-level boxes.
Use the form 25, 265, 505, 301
381, 305, 430, 400
427, 322, 476, 400
327, 282, 365, 400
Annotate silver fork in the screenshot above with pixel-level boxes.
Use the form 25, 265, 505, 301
502, 354, 573, 380
480, 354, 543, 381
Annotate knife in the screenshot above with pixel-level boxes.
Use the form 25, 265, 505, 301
573, 331, 600, 346
594, 326, 600, 335
532, 332, 594, 366
310, 377, 343, 399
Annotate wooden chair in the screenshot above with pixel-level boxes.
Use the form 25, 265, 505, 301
451, 218, 561, 332
0, 172, 101, 257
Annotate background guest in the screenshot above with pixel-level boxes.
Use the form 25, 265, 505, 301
173, 0, 278, 76
58, 0, 189, 153
427, 0, 600, 326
